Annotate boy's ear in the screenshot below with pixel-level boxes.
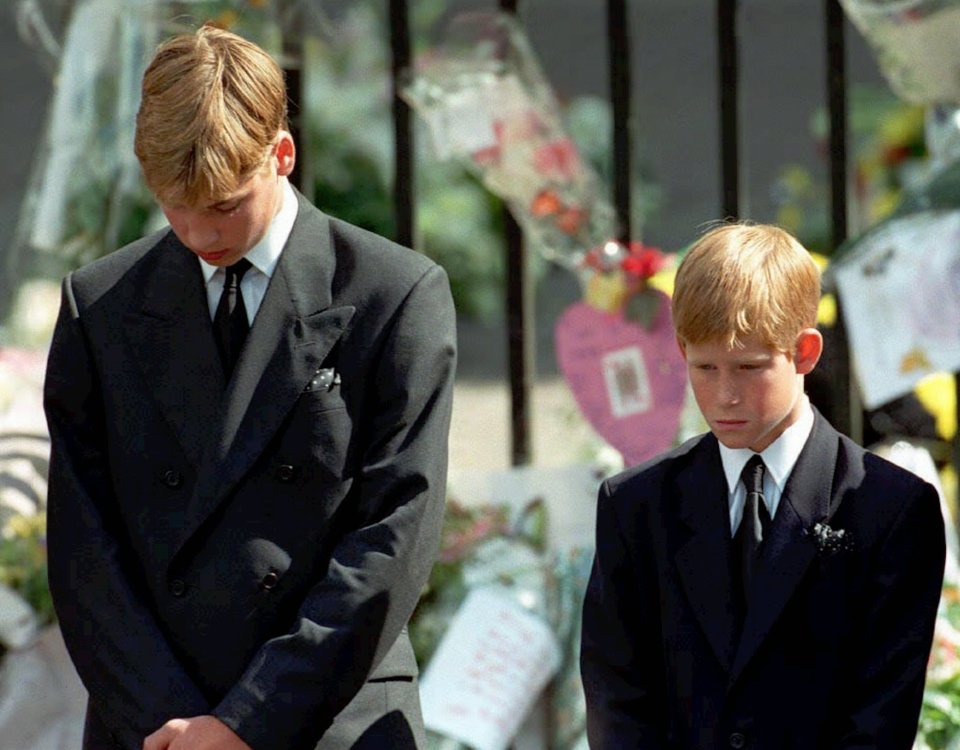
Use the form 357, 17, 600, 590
274, 131, 296, 177
676, 336, 687, 361
794, 328, 823, 375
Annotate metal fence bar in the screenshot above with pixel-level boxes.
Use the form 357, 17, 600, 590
825, 0, 848, 246
389, 0, 415, 249
608, 0, 632, 243
282, 34, 306, 193
500, 0, 533, 467
824, 0, 863, 444
718, 0, 740, 219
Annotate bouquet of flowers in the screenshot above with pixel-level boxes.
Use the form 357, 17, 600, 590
412, 496, 591, 750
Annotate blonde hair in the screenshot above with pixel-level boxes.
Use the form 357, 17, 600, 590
672, 223, 821, 351
134, 24, 288, 206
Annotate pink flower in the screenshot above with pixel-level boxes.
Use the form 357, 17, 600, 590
533, 138, 581, 180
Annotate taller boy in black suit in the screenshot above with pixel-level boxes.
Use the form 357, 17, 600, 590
43, 25, 455, 750
580, 223, 945, 749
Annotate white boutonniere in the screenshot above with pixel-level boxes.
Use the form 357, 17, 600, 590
806, 522, 854, 556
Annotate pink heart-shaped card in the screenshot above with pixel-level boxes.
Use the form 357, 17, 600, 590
555, 290, 687, 466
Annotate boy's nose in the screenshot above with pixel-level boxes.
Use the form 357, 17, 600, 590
719, 377, 740, 405
183, 222, 220, 252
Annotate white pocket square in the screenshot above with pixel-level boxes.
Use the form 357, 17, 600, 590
308, 368, 340, 392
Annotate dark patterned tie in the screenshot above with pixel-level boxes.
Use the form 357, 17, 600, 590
213, 258, 252, 380
736, 455, 769, 606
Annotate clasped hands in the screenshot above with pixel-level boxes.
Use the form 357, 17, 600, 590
143, 715, 252, 750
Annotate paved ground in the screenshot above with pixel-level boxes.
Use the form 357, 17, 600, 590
450, 376, 599, 471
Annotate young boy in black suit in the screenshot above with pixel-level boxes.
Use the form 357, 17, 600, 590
580, 223, 945, 749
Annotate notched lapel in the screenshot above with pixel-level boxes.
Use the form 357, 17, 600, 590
674, 437, 740, 674
731, 412, 839, 681
123, 240, 224, 466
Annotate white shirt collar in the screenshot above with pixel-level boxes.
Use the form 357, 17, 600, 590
198, 177, 298, 283
719, 395, 815, 497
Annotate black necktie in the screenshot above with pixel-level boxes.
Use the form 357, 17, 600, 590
736, 455, 770, 605
213, 258, 252, 380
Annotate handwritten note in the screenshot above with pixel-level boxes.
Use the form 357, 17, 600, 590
420, 587, 562, 750
834, 210, 960, 408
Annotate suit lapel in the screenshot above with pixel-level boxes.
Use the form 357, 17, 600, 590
730, 410, 839, 681
123, 234, 225, 467
674, 434, 740, 674
179, 197, 355, 550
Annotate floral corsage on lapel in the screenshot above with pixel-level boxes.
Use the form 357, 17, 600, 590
805, 522, 854, 556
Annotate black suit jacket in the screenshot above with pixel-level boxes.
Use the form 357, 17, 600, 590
43, 193, 456, 750
581, 410, 945, 750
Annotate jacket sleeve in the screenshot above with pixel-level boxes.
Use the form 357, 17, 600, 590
211, 264, 457, 750
580, 480, 670, 749
833, 480, 945, 750
44, 275, 210, 749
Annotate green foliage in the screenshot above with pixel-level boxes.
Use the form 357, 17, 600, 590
417, 164, 508, 320
0, 513, 54, 627
918, 583, 960, 750
920, 674, 960, 750
311, 127, 397, 240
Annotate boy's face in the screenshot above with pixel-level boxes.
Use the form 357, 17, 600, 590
160, 132, 295, 267
680, 330, 823, 452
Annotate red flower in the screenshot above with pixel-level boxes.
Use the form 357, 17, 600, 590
881, 144, 912, 167
621, 242, 666, 280
530, 189, 563, 217
555, 206, 586, 235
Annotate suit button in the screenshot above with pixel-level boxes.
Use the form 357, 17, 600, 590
276, 464, 296, 482
260, 572, 280, 591
729, 732, 746, 749
169, 579, 187, 597
161, 469, 182, 488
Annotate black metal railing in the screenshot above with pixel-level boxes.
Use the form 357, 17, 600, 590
366, 0, 953, 469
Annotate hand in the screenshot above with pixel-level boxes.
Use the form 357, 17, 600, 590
143, 715, 252, 750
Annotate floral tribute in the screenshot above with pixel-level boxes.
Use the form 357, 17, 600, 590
411, 497, 592, 749
402, 11, 616, 271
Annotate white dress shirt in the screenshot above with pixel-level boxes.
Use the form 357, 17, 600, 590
719, 396, 815, 537
199, 178, 298, 324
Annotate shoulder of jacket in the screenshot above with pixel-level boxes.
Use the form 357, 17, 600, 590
603, 432, 712, 499
69, 227, 172, 301
325, 214, 438, 282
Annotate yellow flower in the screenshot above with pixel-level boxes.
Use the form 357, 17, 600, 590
878, 106, 924, 148
777, 206, 804, 235
869, 188, 902, 224
212, 10, 239, 29
817, 294, 837, 327
915, 372, 957, 441
584, 272, 628, 313
780, 165, 814, 196
647, 266, 676, 298
2, 513, 45, 541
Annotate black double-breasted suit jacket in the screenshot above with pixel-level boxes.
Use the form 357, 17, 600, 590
581, 410, 945, 750
43, 193, 456, 749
